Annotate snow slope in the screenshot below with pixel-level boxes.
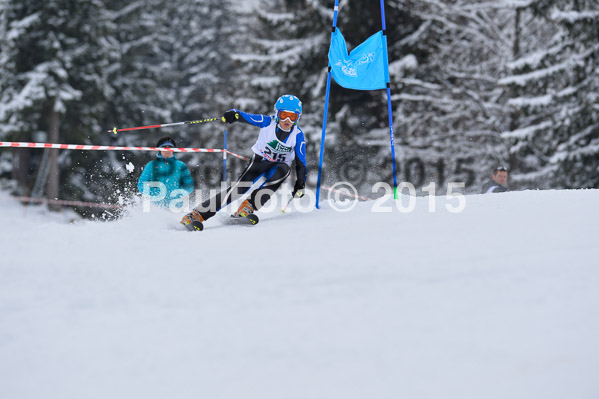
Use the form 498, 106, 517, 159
1, 189, 598, 399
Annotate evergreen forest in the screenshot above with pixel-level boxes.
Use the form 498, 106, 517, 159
1, 0, 597, 214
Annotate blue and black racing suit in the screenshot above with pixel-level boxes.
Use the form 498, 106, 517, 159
192, 110, 307, 221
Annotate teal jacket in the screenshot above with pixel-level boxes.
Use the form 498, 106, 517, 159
137, 154, 195, 207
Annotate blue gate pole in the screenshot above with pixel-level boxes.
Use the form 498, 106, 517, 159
316, 71, 332, 209
315, 0, 341, 209
222, 126, 228, 183
380, 0, 398, 199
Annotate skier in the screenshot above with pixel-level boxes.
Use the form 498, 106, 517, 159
180, 94, 307, 230
137, 136, 195, 208
481, 166, 509, 193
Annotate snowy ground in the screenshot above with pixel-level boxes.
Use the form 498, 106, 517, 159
1, 188, 598, 399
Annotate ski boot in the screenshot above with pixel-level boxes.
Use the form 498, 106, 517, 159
230, 199, 259, 225
234, 199, 254, 218
181, 210, 204, 231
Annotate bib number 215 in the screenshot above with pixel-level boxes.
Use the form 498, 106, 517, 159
263, 147, 288, 162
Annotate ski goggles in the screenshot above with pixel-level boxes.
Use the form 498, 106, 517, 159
159, 140, 176, 148
277, 110, 300, 122
494, 166, 508, 172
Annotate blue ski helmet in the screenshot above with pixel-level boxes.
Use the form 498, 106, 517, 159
274, 95, 302, 124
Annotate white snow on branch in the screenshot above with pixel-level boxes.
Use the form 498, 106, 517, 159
508, 94, 553, 108
551, 138, 599, 162
6, 12, 40, 41
7, 70, 47, 112
234, 36, 323, 64
501, 120, 553, 139
392, 93, 460, 106
234, 97, 261, 110
551, 10, 599, 23
388, 55, 418, 78
509, 165, 557, 182
508, 50, 550, 70
500, 62, 569, 86
552, 124, 599, 162
499, 0, 535, 7
231, 53, 261, 63
250, 76, 282, 87
556, 86, 578, 98
397, 79, 442, 91
260, 12, 295, 24
254, 37, 319, 51
236, 0, 261, 12
398, 20, 432, 47
462, 0, 535, 10
111, 1, 145, 20
502, 44, 599, 85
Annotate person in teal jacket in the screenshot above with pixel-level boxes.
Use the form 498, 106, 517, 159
137, 136, 195, 208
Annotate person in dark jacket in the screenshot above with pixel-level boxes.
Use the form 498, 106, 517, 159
481, 166, 509, 193
137, 136, 195, 208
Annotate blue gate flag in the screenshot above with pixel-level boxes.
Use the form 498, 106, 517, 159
328, 29, 387, 91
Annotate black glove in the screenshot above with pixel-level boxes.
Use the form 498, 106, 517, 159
292, 180, 305, 198
222, 110, 239, 124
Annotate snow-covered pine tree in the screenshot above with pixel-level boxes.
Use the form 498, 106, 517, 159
0, 0, 118, 206
224, 0, 333, 184
93, 0, 187, 210
500, 0, 599, 189
0, 0, 31, 188
100, 0, 239, 199
104, 0, 177, 133
170, 0, 234, 122
230, 1, 331, 129
166, 0, 236, 189
230, 0, 420, 193
385, 0, 525, 193
320, 0, 421, 193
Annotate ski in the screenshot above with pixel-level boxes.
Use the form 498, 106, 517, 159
183, 221, 204, 232
181, 214, 258, 231
227, 214, 259, 226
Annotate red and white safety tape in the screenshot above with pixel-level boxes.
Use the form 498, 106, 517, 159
0, 141, 249, 161
3, 142, 376, 203
13, 196, 124, 209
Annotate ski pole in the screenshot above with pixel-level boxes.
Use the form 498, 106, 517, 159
281, 189, 304, 213
281, 196, 294, 213
108, 117, 221, 134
